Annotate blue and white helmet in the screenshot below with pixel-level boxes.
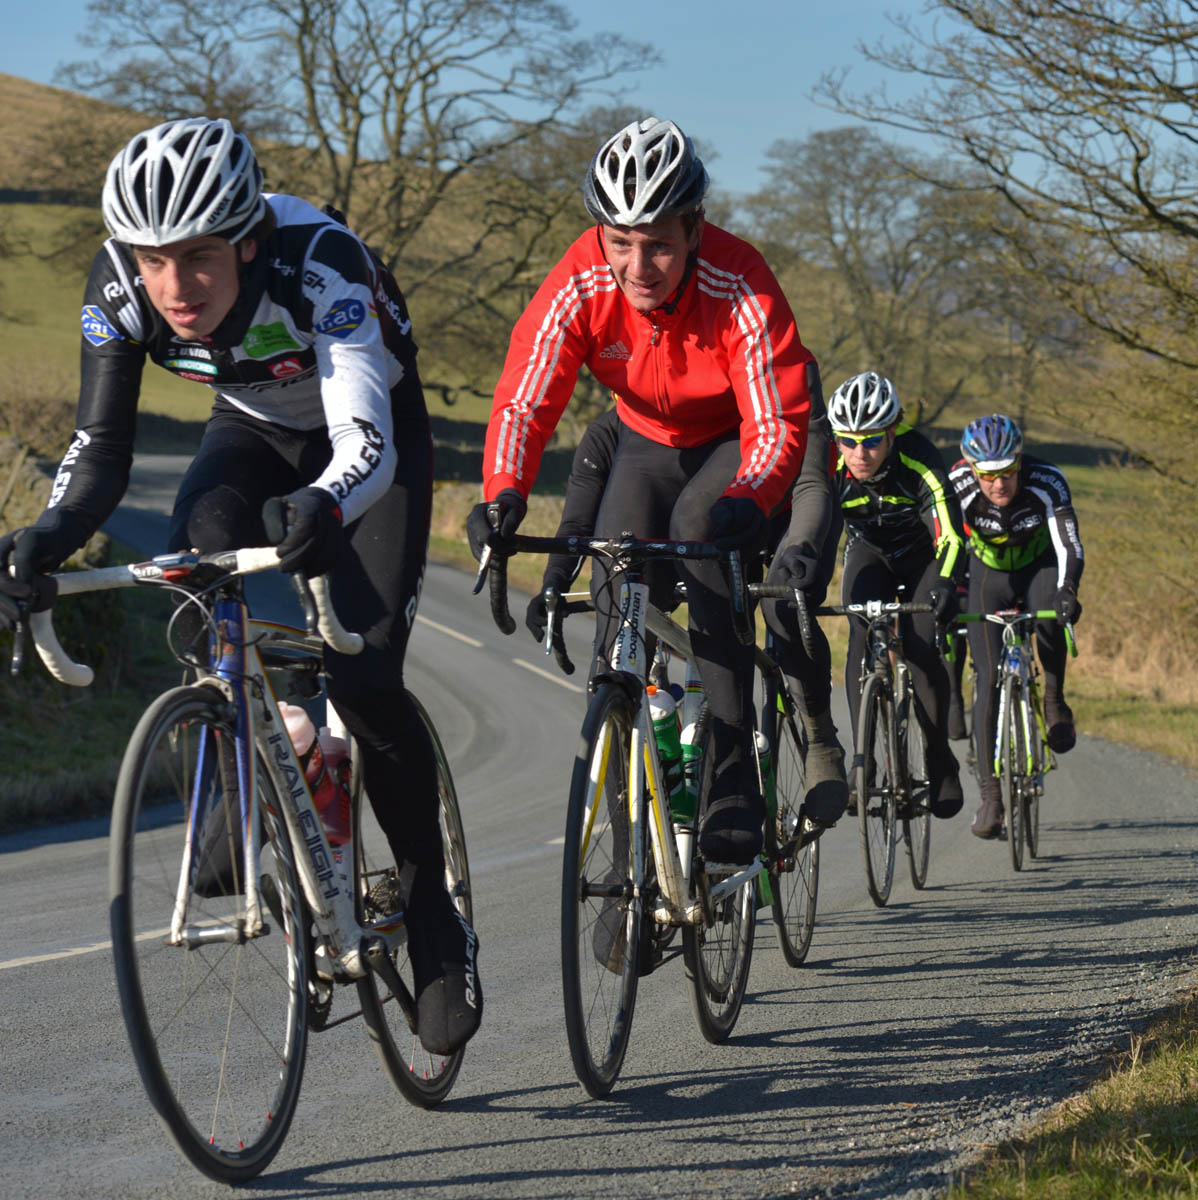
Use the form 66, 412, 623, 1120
582, 117, 708, 227
828, 371, 900, 432
102, 117, 266, 246
961, 414, 1023, 471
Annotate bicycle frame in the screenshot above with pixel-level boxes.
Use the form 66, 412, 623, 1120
32, 549, 403, 981
191, 587, 377, 974
976, 610, 1055, 779
604, 572, 764, 928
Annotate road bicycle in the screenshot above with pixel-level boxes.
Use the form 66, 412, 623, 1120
15, 548, 473, 1182
475, 535, 820, 1097
956, 608, 1076, 870
812, 598, 934, 907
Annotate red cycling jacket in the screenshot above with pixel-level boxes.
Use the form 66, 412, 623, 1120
483, 222, 814, 515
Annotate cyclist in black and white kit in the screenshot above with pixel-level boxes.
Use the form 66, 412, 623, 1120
949, 413, 1084, 839
0, 117, 481, 1056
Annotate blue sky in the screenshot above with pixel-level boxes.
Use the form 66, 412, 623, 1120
1, 0, 932, 197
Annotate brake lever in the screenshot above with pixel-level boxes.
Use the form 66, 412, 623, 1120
9, 615, 27, 676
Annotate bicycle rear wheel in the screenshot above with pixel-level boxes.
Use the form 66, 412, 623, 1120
1001, 675, 1027, 871
764, 686, 818, 966
355, 695, 472, 1108
856, 675, 897, 906
561, 683, 643, 1098
109, 686, 307, 1183
683, 719, 756, 1042
899, 694, 931, 890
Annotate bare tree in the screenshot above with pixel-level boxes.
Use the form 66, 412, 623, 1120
54, 0, 657, 406
816, 0, 1198, 478
746, 127, 1082, 430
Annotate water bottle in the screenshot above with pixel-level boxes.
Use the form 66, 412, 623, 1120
279, 702, 352, 845
755, 729, 777, 818
677, 665, 705, 825
646, 686, 687, 820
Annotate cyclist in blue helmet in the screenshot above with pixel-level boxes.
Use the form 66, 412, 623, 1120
950, 414, 1084, 839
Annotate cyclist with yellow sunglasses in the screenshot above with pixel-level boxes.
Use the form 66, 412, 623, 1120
827, 371, 968, 820
949, 414, 1084, 839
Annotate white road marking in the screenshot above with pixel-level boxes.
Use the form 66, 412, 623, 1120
416, 613, 483, 647
512, 658, 585, 692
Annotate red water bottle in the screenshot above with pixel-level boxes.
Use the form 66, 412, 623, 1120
279, 703, 352, 845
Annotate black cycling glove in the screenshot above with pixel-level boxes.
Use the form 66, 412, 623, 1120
927, 583, 958, 623
525, 566, 574, 642
709, 497, 766, 552
262, 487, 343, 576
466, 488, 527, 561
1055, 585, 1082, 626
769, 542, 820, 592
0, 509, 91, 583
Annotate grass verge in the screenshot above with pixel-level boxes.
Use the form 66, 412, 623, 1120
949, 995, 1198, 1198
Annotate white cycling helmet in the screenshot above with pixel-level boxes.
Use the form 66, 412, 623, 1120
102, 117, 266, 246
582, 117, 708, 227
828, 371, 901, 432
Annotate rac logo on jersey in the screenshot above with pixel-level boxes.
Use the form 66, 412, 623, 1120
81, 306, 123, 346
599, 340, 632, 360
315, 298, 366, 339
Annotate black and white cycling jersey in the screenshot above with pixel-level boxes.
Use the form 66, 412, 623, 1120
52, 193, 420, 537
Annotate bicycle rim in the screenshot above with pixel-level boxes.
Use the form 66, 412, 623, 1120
900, 699, 931, 890
768, 701, 818, 966
355, 695, 471, 1107
1002, 677, 1026, 871
109, 686, 307, 1183
561, 684, 642, 1098
857, 676, 897, 906
682, 873, 756, 1042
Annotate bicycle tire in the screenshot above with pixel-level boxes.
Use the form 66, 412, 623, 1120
856, 674, 897, 906
763, 683, 818, 966
356, 695, 472, 1108
899, 692, 931, 890
683, 718, 756, 1042
109, 685, 307, 1184
561, 683, 643, 1098
1001, 675, 1027, 871
1025, 688, 1044, 859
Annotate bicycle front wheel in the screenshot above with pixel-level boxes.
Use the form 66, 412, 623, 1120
856, 675, 897, 906
683, 718, 756, 1042
1025, 688, 1044, 859
765, 691, 818, 966
899, 695, 931, 890
355, 695, 473, 1108
109, 686, 307, 1184
1001, 675, 1027, 871
561, 683, 643, 1098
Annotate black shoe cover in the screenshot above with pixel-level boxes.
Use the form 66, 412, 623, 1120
406, 874, 482, 1056
699, 793, 765, 864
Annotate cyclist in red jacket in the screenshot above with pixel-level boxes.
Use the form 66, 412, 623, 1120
469, 117, 819, 865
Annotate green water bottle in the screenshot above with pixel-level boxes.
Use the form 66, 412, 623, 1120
647, 686, 687, 820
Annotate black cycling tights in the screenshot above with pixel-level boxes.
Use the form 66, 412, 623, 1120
841, 541, 955, 767
590, 427, 756, 732
168, 401, 441, 873
967, 556, 1068, 782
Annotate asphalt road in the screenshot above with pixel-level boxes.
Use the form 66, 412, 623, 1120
1, 456, 1195, 1200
